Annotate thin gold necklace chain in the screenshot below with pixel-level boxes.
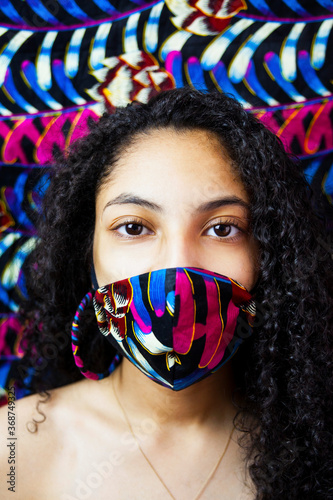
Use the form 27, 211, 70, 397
112, 379, 235, 500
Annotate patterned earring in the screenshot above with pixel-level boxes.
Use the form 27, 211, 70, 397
71, 290, 120, 380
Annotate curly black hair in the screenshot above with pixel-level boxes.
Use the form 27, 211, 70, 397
18, 87, 333, 499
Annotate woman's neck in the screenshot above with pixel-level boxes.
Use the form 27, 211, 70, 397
107, 358, 237, 432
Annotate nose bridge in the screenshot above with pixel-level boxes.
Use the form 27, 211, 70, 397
157, 228, 200, 270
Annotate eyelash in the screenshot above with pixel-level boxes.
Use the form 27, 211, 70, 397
111, 217, 246, 242
111, 218, 153, 238
204, 218, 245, 242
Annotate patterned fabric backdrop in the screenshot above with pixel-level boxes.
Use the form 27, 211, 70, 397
1, 0, 333, 404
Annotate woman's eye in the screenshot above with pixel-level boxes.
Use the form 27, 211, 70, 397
206, 223, 240, 239
114, 222, 151, 237
124, 223, 143, 235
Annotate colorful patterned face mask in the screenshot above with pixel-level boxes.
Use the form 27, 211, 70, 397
72, 267, 256, 390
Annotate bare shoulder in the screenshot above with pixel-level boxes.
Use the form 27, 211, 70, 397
0, 390, 43, 454
0, 379, 91, 498
0, 391, 43, 497
0, 381, 80, 434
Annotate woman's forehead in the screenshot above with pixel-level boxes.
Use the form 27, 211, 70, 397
97, 127, 249, 210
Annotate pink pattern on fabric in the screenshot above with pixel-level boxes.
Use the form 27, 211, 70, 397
172, 270, 244, 370
74, 355, 84, 368
0, 317, 24, 356
130, 299, 152, 334
172, 269, 195, 354
83, 370, 100, 380
196, 278, 223, 368
207, 299, 239, 370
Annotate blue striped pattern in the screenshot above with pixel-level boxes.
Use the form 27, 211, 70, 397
244, 60, 278, 106
324, 162, 333, 195
57, 0, 90, 21
166, 51, 184, 88
298, 50, 330, 96
264, 52, 304, 102
201, 19, 254, 72
4, 68, 38, 113
53, 60, 86, 105
312, 20, 333, 70
304, 159, 321, 183
124, 13, 140, 52
186, 57, 207, 90
315, 0, 333, 10
280, 23, 306, 82
130, 275, 152, 329
144, 1, 164, 53
148, 269, 166, 317
89, 23, 112, 71
280, 0, 308, 16
65, 28, 86, 79
1, 0, 25, 24
211, 61, 249, 108
229, 22, 281, 83
0, 31, 31, 88
91, 0, 118, 15
24, 0, 58, 24
37, 31, 58, 91
248, 0, 273, 15
21, 61, 62, 110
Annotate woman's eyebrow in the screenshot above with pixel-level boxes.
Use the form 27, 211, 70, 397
103, 193, 249, 213
103, 193, 162, 212
196, 196, 250, 213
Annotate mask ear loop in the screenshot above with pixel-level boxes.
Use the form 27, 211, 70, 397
71, 291, 120, 380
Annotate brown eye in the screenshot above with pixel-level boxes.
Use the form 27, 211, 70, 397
205, 221, 241, 240
213, 224, 232, 237
113, 219, 152, 238
125, 223, 143, 235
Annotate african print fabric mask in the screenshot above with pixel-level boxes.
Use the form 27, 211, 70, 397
87, 267, 256, 391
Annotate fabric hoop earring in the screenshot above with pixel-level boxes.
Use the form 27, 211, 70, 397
71, 291, 120, 380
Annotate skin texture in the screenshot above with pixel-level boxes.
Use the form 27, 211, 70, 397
0, 128, 258, 499
93, 128, 259, 289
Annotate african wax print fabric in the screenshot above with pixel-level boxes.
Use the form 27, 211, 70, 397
72, 268, 255, 389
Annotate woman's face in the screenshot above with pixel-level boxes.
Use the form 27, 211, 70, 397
93, 128, 259, 290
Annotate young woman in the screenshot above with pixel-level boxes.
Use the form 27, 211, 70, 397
0, 88, 332, 499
